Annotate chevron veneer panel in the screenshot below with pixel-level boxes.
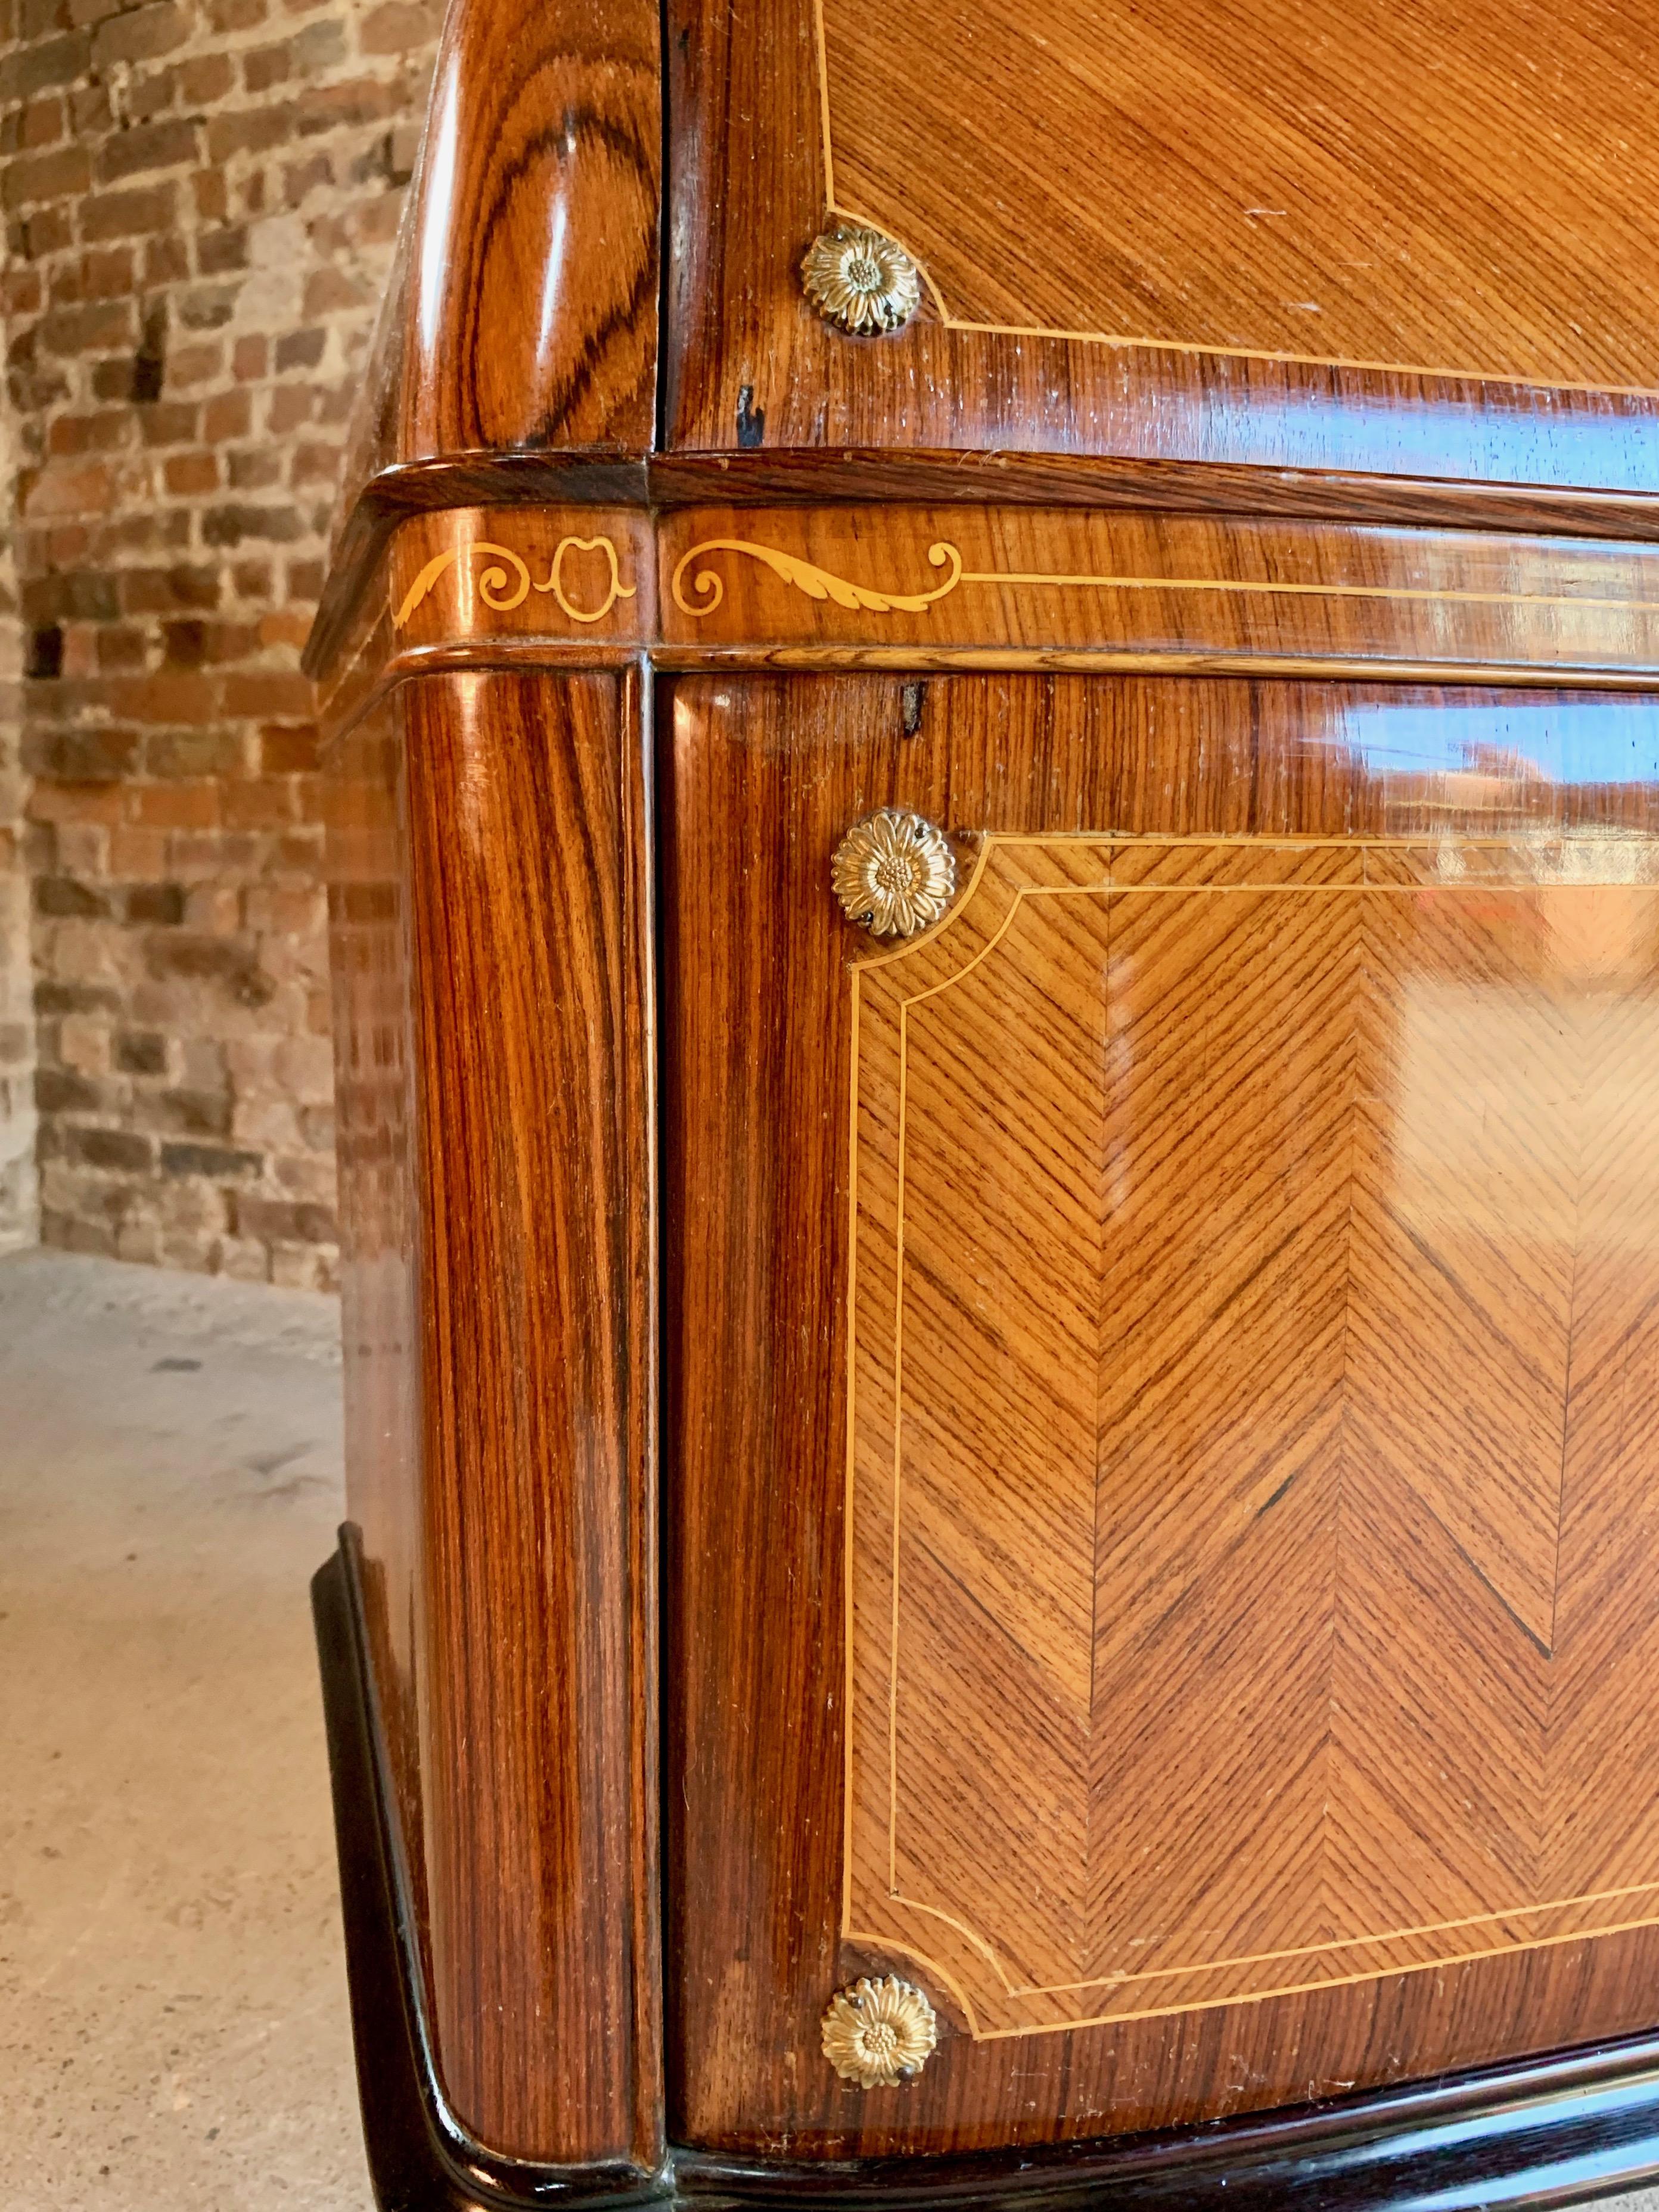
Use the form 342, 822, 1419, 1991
846, 833, 1659, 2039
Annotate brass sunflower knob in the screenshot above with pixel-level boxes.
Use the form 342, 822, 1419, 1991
831, 810, 957, 937
822, 1974, 938, 2087
801, 225, 922, 335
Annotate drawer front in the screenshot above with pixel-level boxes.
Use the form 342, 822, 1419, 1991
661, 672, 1659, 2154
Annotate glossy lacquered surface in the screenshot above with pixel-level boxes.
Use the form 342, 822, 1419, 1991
316, 1534, 675, 2211
661, 672, 1659, 2152
665, 0, 1659, 489
850, 831, 1659, 2034
318, 1523, 1659, 2212
314, 0, 1659, 2189
321, 501, 1659, 706
652, 507, 1659, 681
820, 0, 1659, 389
341, 0, 658, 492
313, 0, 661, 677
326, 670, 660, 2170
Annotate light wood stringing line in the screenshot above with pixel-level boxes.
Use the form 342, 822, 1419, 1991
670, 535, 1659, 622
845, 835, 1659, 2036
807, 0, 1659, 394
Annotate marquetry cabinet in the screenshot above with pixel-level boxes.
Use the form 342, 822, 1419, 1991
307, 2, 1659, 2207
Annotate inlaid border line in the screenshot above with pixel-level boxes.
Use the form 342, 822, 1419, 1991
847, 833, 1659, 2036
807, 0, 1659, 397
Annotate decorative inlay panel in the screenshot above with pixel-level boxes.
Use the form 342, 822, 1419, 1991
384, 507, 657, 647
815, 0, 1659, 390
357, 505, 1659, 685
846, 834, 1659, 2038
656, 509, 1659, 681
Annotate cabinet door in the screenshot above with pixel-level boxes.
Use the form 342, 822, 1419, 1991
662, 673, 1659, 2155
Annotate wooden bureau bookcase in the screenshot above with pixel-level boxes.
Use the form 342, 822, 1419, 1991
306, 1, 1659, 2204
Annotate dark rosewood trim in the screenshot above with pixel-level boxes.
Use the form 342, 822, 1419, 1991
313, 1527, 674, 2212
319, 1531, 1659, 2211
674, 2042, 1659, 2212
648, 451, 1659, 538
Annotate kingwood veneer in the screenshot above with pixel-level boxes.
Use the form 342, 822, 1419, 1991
308, 1, 1659, 2204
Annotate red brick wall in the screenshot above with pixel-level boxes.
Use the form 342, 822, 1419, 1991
2, 0, 443, 1285
0, 396, 34, 1251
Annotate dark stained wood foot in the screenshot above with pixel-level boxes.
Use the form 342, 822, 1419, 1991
311, 1527, 672, 2212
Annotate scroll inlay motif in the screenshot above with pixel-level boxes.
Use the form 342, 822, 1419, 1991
846, 834, 1659, 2039
394, 535, 637, 627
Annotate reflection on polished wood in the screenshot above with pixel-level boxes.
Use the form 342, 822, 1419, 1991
311, 0, 660, 676
655, 507, 1659, 681
314, 0, 1659, 2190
848, 834, 1659, 2036
665, 673, 1659, 2156
327, 672, 661, 2167
818, 0, 1659, 390
668, 0, 1659, 490
328, 698, 424, 1866
352, 501, 1659, 685
340, 0, 658, 490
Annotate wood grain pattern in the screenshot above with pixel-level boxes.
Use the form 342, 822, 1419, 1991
327, 668, 661, 2170
317, 1508, 1659, 2212
845, 833, 1659, 2036
331, 0, 660, 560
645, 449, 1659, 542
819, 0, 1659, 388
313, 0, 1659, 2178
307, 0, 1659, 676
309, 454, 1659, 686
665, 0, 1659, 491
663, 670, 1659, 2156
322, 501, 1659, 704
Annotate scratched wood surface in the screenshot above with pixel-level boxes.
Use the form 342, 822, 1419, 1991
847, 834, 1659, 2037
663, 670, 1659, 2154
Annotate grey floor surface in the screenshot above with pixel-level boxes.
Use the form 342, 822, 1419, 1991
4, 1247, 1659, 2211
0, 1248, 371, 2210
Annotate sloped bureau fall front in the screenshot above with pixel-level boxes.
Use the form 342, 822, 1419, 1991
305, 2, 1659, 2205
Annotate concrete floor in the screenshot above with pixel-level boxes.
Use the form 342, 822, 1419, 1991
0, 1250, 370, 2210
4, 1247, 1659, 2211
